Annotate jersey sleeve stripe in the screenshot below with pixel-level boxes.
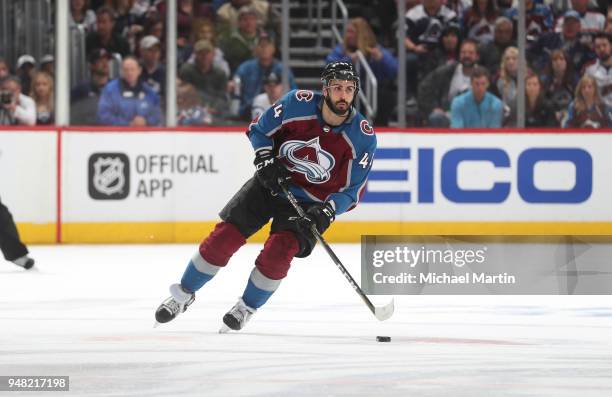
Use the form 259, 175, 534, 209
340, 131, 357, 158
339, 159, 353, 193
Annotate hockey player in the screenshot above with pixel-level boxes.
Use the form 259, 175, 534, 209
154, 61, 376, 331
0, 196, 35, 269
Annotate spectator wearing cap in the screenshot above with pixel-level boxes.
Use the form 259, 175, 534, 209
70, 0, 97, 32
504, 0, 554, 42
586, 33, 612, 107
418, 39, 481, 127
139, 35, 166, 97
71, 49, 112, 125
232, 36, 296, 120
478, 16, 515, 76
0, 76, 36, 126
251, 72, 283, 119
216, 0, 272, 35
86, 7, 130, 59
179, 39, 229, 117
98, 56, 161, 126
450, 66, 503, 128
461, 0, 498, 44
15, 55, 36, 96
325, 17, 398, 125
185, 19, 230, 78
528, 10, 596, 74
219, 5, 267, 73
554, 0, 606, 46
40, 55, 55, 78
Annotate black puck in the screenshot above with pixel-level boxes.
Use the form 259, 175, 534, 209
376, 336, 391, 342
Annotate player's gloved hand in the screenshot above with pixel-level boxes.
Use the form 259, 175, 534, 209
254, 149, 291, 194
296, 202, 335, 234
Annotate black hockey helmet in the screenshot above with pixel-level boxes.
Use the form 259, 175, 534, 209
321, 61, 360, 95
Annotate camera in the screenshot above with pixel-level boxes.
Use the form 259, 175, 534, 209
0, 90, 13, 105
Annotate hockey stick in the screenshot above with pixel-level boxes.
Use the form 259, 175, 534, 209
280, 182, 394, 321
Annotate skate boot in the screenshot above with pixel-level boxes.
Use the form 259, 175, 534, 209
220, 298, 256, 332
12, 255, 35, 270
155, 283, 195, 324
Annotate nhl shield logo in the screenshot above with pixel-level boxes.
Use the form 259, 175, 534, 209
88, 153, 130, 200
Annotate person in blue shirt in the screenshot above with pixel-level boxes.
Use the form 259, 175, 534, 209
232, 36, 297, 120
97, 57, 161, 126
155, 62, 376, 332
451, 66, 503, 128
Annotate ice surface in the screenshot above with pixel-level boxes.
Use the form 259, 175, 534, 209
1, 244, 612, 397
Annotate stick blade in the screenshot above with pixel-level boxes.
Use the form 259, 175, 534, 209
374, 298, 394, 321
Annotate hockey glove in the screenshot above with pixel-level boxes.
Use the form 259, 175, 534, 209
297, 202, 335, 235
254, 149, 291, 194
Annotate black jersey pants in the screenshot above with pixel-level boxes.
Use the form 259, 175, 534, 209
0, 197, 29, 262
219, 176, 318, 258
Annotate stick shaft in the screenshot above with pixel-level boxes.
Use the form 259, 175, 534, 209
281, 184, 377, 314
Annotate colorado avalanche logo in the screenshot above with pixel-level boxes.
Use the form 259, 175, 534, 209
279, 137, 335, 184
360, 119, 374, 135
295, 90, 314, 102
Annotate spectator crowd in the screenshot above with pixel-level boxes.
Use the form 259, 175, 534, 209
0, 0, 610, 128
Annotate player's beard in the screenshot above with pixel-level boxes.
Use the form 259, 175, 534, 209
324, 94, 351, 116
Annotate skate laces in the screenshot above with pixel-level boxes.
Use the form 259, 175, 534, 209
164, 298, 182, 314
229, 299, 255, 322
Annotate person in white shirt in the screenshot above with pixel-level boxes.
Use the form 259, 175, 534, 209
251, 72, 283, 119
586, 32, 612, 107
0, 76, 36, 125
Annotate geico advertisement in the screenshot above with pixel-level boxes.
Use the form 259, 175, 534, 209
0, 131, 56, 222
61, 131, 253, 222
61, 131, 612, 223
345, 133, 612, 222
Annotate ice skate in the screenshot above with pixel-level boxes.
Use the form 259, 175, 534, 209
154, 283, 195, 325
220, 298, 256, 332
12, 255, 35, 270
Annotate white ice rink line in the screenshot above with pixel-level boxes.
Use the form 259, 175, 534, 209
1, 244, 611, 396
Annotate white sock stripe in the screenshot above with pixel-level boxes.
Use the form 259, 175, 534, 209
249, 267, 282, 292
191, 252, 222, 276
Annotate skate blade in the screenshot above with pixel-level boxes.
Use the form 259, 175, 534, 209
153, 321, 161, 328
218, 324, 231, 334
